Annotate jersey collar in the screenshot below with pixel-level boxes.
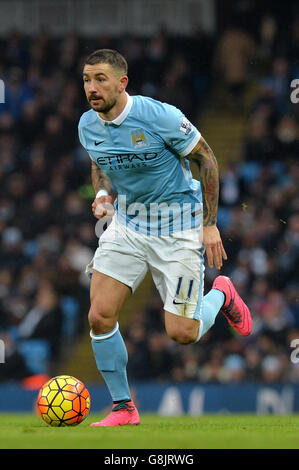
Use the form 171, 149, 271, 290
97, 93, 133, 126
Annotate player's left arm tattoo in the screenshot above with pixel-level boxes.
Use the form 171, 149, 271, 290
186, 136, 219, 227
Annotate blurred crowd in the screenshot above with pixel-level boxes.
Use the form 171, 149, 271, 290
0, 5, 298, 385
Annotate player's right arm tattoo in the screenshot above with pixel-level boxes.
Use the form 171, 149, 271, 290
91, 160, 112, 195
187, 136, 219, 227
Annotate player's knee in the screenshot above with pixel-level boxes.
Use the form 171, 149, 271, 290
88, 302, 117, 336
167, 327, 197, 345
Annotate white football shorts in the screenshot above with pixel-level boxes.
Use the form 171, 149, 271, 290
85, 216, 205, 320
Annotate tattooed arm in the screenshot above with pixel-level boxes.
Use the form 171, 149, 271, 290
91, 159, 112, 195
186, 136, 227, 269
91, 160, 115, 219
188, 136, 219, 226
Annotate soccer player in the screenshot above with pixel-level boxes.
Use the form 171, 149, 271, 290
78, 49, 252, 426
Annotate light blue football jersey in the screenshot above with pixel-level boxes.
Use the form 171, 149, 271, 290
78, 93, 203, 235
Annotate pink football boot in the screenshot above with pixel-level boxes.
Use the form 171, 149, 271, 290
90, 400, 140, 427
212, 276, 252, 336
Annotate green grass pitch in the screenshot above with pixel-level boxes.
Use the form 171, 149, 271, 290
0, 413, 299, 449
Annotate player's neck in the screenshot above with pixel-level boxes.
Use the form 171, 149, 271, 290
98, 92, 128, 123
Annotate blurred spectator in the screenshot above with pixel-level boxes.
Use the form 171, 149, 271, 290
17, 281, 61, 348
260, 355, 285, 384
260, 57, 290, 115
198, 348, 226, 383
222, 354, 246, 383
0, 333, 32, 382
244, 347, 262, 381
213, 25, 256, 109
258, 15, 278, 65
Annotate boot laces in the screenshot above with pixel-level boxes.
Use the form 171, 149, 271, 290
112, 402, 135, 413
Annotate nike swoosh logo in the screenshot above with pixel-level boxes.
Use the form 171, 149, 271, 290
95, 140, 104, 146
173, 300, 185, 305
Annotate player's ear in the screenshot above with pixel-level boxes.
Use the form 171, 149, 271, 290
119, 75, 128, 93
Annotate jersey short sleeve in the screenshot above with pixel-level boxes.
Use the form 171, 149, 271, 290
78, 115, 93, 160
154, 102, 201, 157
78, 121, 87, 149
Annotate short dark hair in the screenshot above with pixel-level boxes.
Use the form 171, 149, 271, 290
84, 49, 128, 76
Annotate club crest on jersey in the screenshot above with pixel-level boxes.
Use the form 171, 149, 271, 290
132, 129, 147, 148
179, 117, 193, 136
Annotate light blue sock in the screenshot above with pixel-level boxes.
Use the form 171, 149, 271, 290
90, 323, 131, 402
196, 289, 225, 342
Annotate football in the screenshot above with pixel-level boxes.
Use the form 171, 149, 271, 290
36, 375, 90, 426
